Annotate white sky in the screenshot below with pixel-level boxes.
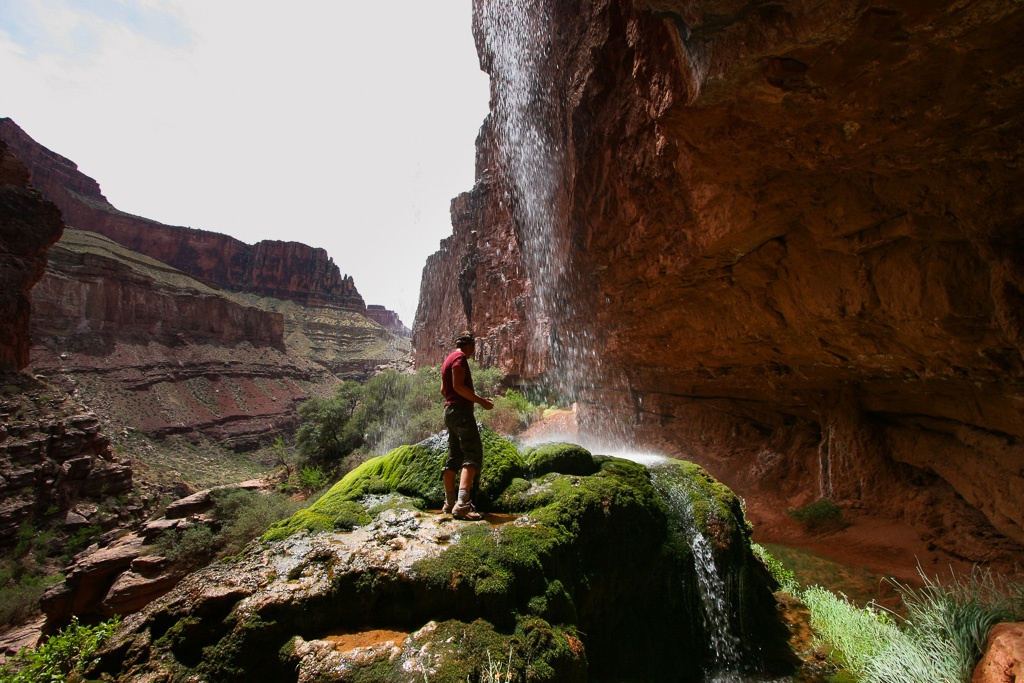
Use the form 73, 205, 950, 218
0, 1, 491, 327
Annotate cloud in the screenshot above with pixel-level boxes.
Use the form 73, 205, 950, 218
0, 0, 190, 57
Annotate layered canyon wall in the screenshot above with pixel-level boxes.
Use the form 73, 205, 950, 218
0, 118, 389, 316
28, 229, 336, 451
414, 0, 1024, 562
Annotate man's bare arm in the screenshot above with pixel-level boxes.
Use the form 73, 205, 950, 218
452, 364, 494, 410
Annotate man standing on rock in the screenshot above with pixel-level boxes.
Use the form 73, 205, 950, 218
441, 331, 493, 520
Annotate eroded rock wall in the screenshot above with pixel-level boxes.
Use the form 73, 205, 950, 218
29, 229, 339, 450
414, 0, 1024, 561
0, 139, 63, 370
0, 118, 364, 312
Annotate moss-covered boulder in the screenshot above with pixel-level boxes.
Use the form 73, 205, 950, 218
90, 439, 794, 682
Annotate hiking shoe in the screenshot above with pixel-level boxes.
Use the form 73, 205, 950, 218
452, 501, 482, 521
442, 501, 454, 515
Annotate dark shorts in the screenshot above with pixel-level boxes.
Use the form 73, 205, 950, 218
443, 403, 483, 472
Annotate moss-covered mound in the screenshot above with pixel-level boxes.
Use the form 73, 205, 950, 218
522, 442, 600, 477
92, 437, 794, 683
265, 427, 522, 541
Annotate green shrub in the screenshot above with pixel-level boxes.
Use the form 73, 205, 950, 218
787, 499, 847, 532
0, 573, 61, 628
0, 615, 119, 682
156, 525, 218, 568
480, 390, 541, 435
298, 465, 329, 491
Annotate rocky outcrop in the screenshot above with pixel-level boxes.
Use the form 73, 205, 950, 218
0, 139, 63, 370
0, 118, 364, 313
0, 372, 131, 546
365, 304, 411, 337
90, 434, 794, 682
413, 0, 1024, 564
972, 622, 1024, 683
32, 229, 284, 347
40, 479, 267, 630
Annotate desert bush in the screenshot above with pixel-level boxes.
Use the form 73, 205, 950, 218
0, 571, 61, 628
298, 465, 329, 491
787, 499, 848, 532
156, 525, 218, 568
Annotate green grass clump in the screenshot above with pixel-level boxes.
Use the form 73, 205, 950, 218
751, 542, 799, 595
802, 568, 1024, 683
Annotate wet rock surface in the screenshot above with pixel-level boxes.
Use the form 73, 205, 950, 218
413, 0, 1024, 566
89, 436, 793, 682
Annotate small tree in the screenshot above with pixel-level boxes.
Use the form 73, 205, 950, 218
295, 381, 363, 461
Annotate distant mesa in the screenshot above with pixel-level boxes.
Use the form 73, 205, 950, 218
0, 117, 406, 332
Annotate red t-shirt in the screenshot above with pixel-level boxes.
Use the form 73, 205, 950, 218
441, 349, 474, 407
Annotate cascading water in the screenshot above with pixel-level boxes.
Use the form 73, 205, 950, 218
476, 0, 605, 411
622, 453, 794, 683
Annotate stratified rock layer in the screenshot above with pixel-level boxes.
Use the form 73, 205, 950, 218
413, 0, 1024, 562
29, 229, 340, 451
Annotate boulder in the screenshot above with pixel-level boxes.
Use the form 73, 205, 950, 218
89, 429, 794, 682
972, 622, 1024, 683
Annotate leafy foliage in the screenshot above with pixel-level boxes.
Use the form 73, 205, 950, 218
0, 615, 120, 683
786, 498, 848, 532
295, 364, 540, 464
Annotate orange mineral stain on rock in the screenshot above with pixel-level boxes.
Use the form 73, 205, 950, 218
322, 628, 409, 652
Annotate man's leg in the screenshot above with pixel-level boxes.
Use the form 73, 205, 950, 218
442, 405, 464, 513
457, 465, 476, 505
443, 469, 459, 512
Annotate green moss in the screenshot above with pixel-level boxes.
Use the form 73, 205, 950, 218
327, 618, 586, 683
522, 442, 599, 477
263, 427, 523, 540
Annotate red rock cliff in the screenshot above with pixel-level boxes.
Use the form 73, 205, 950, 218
0, 139, 64, 370
0, 118, 365, 312
414, 0, 1024, 562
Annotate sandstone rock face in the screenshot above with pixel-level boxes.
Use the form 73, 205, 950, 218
32, 229, 284, 347
0, 139, 63, 370
0, 118, 363, 313
972, 622, 1024, 683
90, 438, 793, 682
413, 0, 1024, 563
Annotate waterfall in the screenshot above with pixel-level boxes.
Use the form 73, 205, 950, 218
476, 0, 603, 406
643, 457, 744, 680
621, 453, 793, 683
